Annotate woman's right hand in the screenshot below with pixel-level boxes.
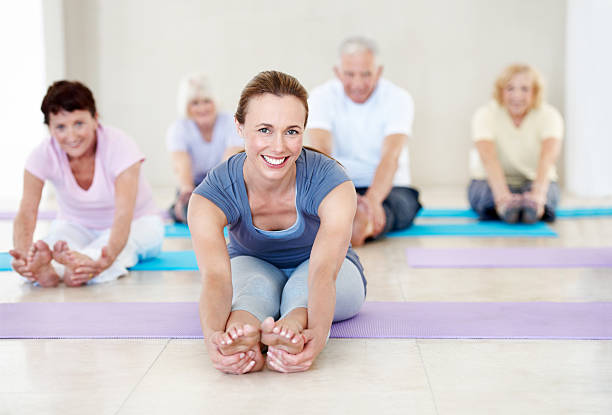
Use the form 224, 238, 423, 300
206, 332, 258, 375
9, 249, 34, 280
494, 192, 521, 216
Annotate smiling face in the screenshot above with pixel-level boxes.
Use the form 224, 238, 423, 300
501, 71, 535, 117
48, 109, 98, 160
237, 93, 306, 183
334, 51, 382, 104
187, 96, 216, 129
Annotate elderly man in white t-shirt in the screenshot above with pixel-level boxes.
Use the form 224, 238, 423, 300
308, 36, 421, 246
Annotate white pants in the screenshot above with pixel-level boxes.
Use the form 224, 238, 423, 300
41, 215, 164, 284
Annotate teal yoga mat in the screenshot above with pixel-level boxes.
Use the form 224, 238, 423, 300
0, 252, 11, 271
164, 223, 228, 238
387, 222, 557, 237
0, 251, 198, 272
163, 222, 557, 239
129, 251, 198, 271
417, 207, 612, 219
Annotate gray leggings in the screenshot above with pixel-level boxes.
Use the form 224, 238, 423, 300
468, 179, 560, 222
230, 256, 366, 323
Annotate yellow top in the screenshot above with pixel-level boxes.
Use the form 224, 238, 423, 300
469, 100, 564, 187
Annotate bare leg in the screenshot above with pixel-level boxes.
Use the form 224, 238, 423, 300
24, 241, 60, 287
217, 310, 265, 373
351, 197, 374, 247
261, 307, 307, 355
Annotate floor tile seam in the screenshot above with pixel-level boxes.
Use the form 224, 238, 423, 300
114, 338, 170, 415
415, 340, 440, 415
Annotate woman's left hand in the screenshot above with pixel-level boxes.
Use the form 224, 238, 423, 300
524, 190, 546, 217
265, 328, 327, 373
72, 246, 115, 282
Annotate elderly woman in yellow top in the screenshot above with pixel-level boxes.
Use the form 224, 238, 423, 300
468, 64, 564, 223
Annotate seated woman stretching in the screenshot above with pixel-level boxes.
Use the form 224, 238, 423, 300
10, 80, 164, 287
166, 73, 243, 223
189, 71, 366, 374
468, 64, 564, 223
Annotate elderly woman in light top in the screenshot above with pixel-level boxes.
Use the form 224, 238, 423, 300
468, 64, 564, 223
166, 73, 243, 222
9, 80, 164, 287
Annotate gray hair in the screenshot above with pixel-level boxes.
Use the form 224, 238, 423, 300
176, 73, 216, 118
338, 36, 379, 58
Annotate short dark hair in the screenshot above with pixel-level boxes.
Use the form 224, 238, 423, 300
40, 80, 97, 125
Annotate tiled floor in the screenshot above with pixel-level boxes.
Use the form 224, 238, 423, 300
1, 187, 611, 414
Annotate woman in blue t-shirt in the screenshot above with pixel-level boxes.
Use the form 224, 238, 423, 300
188, 71, 366, 374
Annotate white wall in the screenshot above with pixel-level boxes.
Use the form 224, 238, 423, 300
565, 0, 612, 197
0, 0, 47, 204
58, 0, 566, 188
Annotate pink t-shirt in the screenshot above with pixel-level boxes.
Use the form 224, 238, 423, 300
25, 124, 159, 230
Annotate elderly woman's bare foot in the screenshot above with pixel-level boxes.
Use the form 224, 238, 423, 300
217, 324, 261, 356
52, 241, 93, 287
261, 311, 306, 355
25, 241, 59, 287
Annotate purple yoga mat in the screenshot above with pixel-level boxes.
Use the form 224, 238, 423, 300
405, 247, 612, 268
1, 301, 611, 340
0, 210, 170, 220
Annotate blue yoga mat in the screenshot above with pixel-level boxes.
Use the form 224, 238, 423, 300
417, 207, 612, 219
417, 208, 478, 218
129, 251, 198, 271
0, 252, 11, 271
388, 222, 557, 237
163, 222, 557, 239
164, 224, 228, 238
0, 251, 198, 272
164, 223, 191, 238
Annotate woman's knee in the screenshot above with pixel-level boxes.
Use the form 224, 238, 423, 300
333, 259, 366, 322
231, 256, 286, 311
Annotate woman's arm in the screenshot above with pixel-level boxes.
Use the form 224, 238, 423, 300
270, 180, 357, 371
189, 194, 251, 372
475, 141, 517, 209
68, 161, 140, 281
171, 151, 195, 193
13, 171, 44, 253
188, 193, 233, 338
10, 171, 44, 276
525, 138, 562, 210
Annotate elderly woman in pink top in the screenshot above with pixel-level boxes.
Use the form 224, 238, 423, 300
9, 80, 163, 287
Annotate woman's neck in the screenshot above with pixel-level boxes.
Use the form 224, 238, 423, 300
242, 158, 296, 198
510, 113, 526, 127
196, 118, 215, 142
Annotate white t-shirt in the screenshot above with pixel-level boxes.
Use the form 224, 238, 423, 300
469, 100, 564, 186
308, 78, 414, 187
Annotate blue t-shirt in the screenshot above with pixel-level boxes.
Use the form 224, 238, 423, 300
194, 148, 365, 286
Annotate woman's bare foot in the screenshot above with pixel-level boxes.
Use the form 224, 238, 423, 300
261, 309, 307, 355
351, 197, 374, 247
25, 241, 59, 287
52, 241, 93, 287
217, 323, 261, 356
